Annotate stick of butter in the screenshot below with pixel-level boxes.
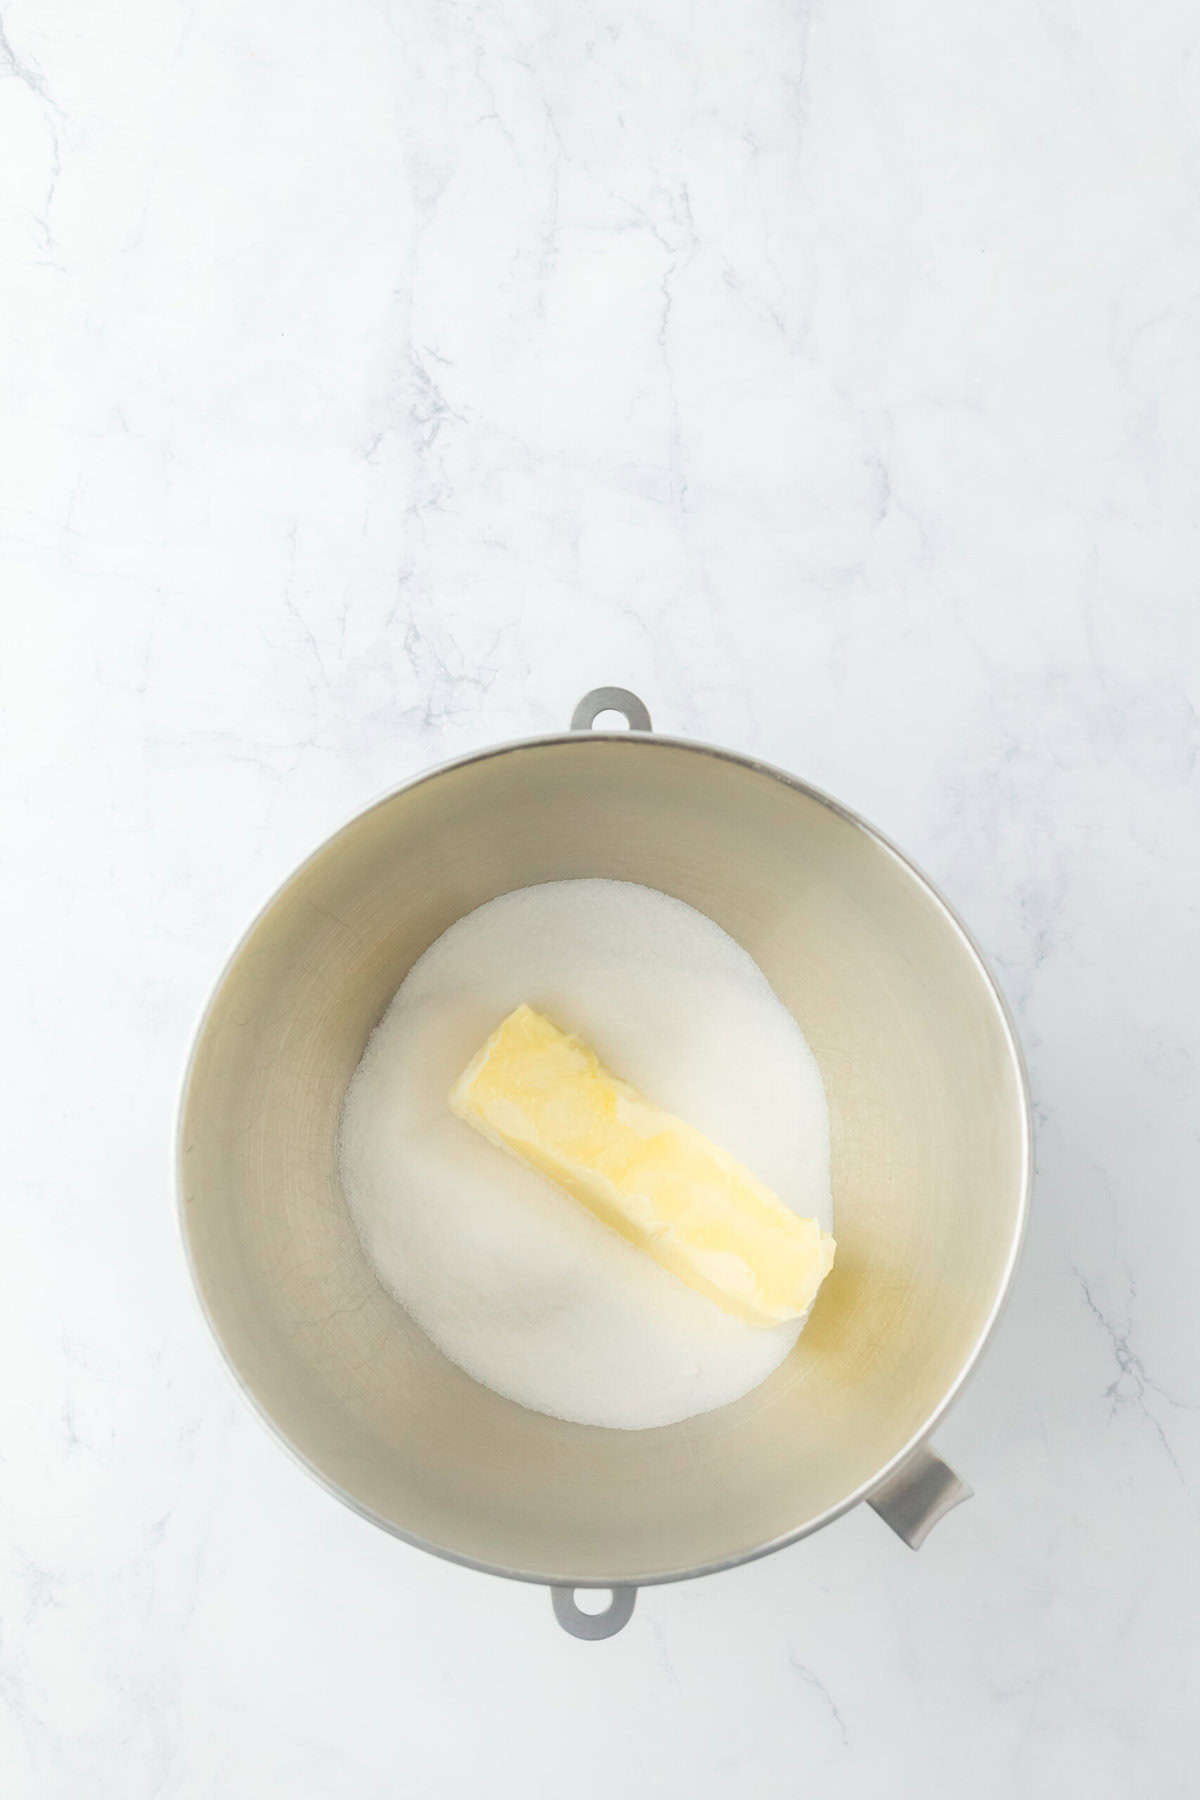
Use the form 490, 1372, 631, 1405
450, 1004, 836, 1327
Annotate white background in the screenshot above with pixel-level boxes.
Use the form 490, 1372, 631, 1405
3, 0, 1198, 1793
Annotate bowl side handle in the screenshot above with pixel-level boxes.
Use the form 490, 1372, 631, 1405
868, 1445, 973, 1548
551, 1585, 638, 1639
570, 687, 653, 733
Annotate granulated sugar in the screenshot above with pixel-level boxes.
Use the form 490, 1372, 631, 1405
337, 879, 832, 1430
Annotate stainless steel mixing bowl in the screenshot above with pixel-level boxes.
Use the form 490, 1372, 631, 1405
178, 688, 1031, 1638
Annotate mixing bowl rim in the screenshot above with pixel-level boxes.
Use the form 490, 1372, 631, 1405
176, 727, 1033, 1589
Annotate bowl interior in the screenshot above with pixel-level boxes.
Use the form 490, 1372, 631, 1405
180, 737, 1028, 1585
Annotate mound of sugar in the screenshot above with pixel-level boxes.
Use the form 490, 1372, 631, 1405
337, 879, 832, 1430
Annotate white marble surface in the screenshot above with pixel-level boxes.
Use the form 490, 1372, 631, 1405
3, 0, 1199, 1792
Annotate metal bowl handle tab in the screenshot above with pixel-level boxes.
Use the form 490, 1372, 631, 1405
552, 1585, 637, 1640
868, 1445, 972, 1548
571, 688, 653, 733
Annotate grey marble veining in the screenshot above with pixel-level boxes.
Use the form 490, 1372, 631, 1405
2, 0, 1198, 1794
